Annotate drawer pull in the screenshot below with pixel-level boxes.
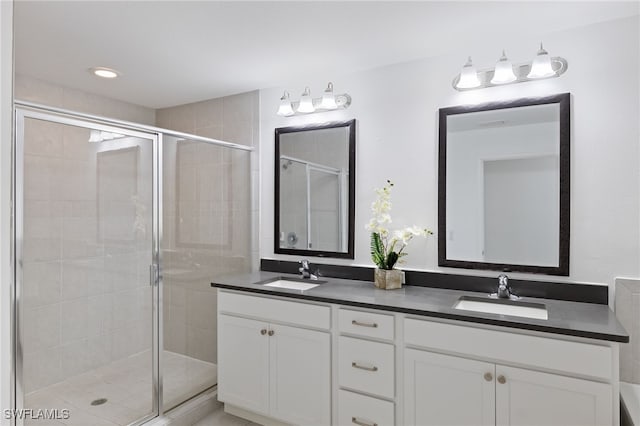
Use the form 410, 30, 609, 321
260, 329, 267, 335
352, 362, 378, 372
268, 330, 275, 336
352, 320, 378, 328
352, 417, 377, 426
484, 372, 493, 382
497, 375, 506, 384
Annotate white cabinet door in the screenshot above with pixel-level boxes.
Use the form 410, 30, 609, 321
218, 314, 270, 415
496, 365, 613, 426
269, 323, 331, 425
404, 348, 495, 426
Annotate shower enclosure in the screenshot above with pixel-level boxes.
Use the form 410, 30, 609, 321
13, 104, 252, 425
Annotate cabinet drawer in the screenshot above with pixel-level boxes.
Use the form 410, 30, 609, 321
338, 389, 394, 426
339, 336, 395, 399
339, 308, 394, 340
404, 318, 612, 380
219, 290, 330, 330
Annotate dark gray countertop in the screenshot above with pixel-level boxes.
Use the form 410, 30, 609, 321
211, 271, 629, 343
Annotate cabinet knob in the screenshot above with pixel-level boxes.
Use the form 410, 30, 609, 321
268, 330, 275, 336
497, 375, 506, 384
352, 417, 377, 426
260, 329, 267, 335
484, 372, 493, 382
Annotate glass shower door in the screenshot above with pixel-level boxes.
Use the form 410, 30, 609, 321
161, 136, 252, 410
16, 110, 158, 426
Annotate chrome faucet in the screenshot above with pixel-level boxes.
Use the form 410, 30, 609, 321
496, 274, 513, 299
298, 259, 318, 280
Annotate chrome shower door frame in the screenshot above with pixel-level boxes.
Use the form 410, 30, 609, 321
13, 106, 162, 426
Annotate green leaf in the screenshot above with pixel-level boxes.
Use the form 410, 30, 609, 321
387, 251, 399, 270
370, 232, 386, 269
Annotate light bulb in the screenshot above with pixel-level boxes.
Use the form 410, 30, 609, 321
455, 57, 481, 89
277, 91, 294, 116
491, 50, 517, 84
527, 43, 556, 79
89, 67, 120, 79
320, 82, 338, 109
297, 87, 315, 113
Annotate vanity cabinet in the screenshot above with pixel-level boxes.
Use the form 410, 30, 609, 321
217, 291, 331, 425
216, 288, 619, 426
404, 349, 612, 426
218, 315, 270, 414
404, 317, 616, 426
404, 349, 495, 426
495, 365, 612, 426
337, 308, 397, 426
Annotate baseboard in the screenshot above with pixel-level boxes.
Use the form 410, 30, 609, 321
225, 403, 290, 426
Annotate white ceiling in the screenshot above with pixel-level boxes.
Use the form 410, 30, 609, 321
14, 1, 639, 109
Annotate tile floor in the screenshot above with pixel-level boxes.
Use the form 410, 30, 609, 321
24, 350, 216, 426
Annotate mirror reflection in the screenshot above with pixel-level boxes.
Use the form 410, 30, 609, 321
439, 94, 570, 275
275, 120, 355, 258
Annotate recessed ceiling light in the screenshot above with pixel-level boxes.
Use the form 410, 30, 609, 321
89, 67, 120, 79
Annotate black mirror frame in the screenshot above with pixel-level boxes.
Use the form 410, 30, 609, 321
438, 93, 570, 276
274, 119, 356, 259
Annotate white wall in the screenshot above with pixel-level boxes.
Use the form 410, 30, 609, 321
260, 16, 640, 292
0, 1, 12, 422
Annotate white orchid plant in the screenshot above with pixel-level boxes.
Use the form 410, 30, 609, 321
366, 180, 432, 270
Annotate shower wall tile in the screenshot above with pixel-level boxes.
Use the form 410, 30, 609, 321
194, 98, 223, 129
196, 125, 223, 140
22, 261, 62, 307
23, 348, 62, 393
60, 339, 89, 378
24, 119, 64, 157
187, 326, 217, 364
61, 299, 89, 344
222, 123, 253, 147
155, 90, 258, 147
616, 277, 640, 383
223, 91, 255, 124
61, 261, 90, 300
15, 74, 156, 125
22, 303, 61, 355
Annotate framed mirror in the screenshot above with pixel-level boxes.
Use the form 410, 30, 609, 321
438, 93, 570, 275
275, 119, 356, 258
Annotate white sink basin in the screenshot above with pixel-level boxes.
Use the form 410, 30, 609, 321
262, 279, 320, 291
453, 296, 548, 320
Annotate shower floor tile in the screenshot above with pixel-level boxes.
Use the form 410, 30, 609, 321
25, 350, 217, 426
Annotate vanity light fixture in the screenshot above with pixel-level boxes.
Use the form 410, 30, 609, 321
452, 43, 568, 91
320, 82, 338, 109
89, 67, 120, 79
455, 57, 481, 89
276, 82, 352, 116
527, 43, 556, 79
297, 87, 316, 113
277, 91, 295, 117
490, 50, 517, 85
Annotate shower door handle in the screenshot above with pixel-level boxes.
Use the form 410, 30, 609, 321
149, 264, 159, 287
